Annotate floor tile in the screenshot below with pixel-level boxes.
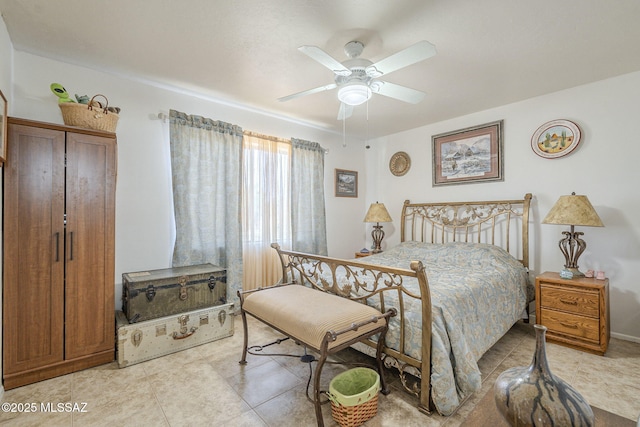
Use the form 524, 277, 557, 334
0, 374, 72, 425
252, 387, 330, 427
227, 359, 304, 407
149, 359, 251, 426
224, 409, 270, 426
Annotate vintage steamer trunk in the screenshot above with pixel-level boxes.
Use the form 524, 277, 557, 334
116, 303, 234, 367
122, 263, 226, 323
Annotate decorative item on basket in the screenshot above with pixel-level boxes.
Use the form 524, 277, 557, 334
50, 83, 120, 132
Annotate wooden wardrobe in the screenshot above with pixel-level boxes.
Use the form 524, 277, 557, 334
3, 117, 116, 389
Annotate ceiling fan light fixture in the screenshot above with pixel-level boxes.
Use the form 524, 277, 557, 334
338, 82, 371, 106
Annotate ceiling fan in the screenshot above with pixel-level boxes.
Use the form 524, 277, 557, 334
278, 40, 437, 119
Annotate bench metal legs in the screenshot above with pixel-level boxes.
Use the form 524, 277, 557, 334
237, 288, 395, 427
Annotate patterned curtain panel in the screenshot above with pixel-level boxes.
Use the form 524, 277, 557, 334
290, 138, 328, 255
169, 109, 243, 309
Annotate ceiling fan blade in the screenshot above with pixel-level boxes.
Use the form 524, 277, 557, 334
298, 46, 352, 76
337, 103, 353, 120
366, 40, 436, 77
372, 81, 426, 104
278, 83, 337, 102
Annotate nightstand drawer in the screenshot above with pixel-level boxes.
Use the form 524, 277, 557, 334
539, 284, 600, 317
540, 308, 600, 342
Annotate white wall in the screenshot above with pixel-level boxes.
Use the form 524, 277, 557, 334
9, 51, 369, 309
367, 71, 640, 341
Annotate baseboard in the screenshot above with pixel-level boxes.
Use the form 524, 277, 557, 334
611, 332, 640, 344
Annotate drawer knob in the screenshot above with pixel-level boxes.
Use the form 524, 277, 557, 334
559, 298, 578, 305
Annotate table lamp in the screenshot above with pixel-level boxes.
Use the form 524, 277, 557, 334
542, 192, 604, 277
363, 202, 392, 253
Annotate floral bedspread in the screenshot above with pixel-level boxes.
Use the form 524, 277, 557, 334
355, 241, 528, 415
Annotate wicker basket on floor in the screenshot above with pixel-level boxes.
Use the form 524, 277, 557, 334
330, 393, 379, 427
58, 94, 118, 132
329, 367, 380, 427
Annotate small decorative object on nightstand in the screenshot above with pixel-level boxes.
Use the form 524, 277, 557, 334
355, 248, 371, 258
535, 271, 610, 355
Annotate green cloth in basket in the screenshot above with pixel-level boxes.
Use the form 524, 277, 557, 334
329, 368, 380, 407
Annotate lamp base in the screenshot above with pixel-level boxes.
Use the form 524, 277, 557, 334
558, 227, 587, 279
563, 267, 585, 278
371, 224, 385, 254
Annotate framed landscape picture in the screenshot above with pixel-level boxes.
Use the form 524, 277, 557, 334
335, 169, 358, 197
432, 120, 503, 186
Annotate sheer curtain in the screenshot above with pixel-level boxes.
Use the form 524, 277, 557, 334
169, 109, 243, 308
291, 138, 328, 255
241, 132, 292, 291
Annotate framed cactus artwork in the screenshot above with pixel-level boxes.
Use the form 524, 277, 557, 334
531, 119, 582, 159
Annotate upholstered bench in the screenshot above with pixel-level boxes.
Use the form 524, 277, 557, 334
238, 283, 396, 427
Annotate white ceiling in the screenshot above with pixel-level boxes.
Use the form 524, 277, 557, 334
2, 0, 640, 139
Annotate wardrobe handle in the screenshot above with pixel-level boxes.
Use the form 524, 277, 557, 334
55, 232, 60, 262
69, 231, 74, 260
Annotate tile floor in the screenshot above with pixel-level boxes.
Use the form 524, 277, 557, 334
1, 316, 639, 426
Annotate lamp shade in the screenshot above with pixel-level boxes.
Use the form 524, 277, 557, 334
542, 193, 604, 227
364, 202, 392, 223
338, 82, 372, 106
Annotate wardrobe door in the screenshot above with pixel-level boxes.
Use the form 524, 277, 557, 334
64, 132, 116, 359
3, 124, 65, 374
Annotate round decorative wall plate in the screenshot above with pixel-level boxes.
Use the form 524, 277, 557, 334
389, 151, 411, 176
531, 119, 582, 159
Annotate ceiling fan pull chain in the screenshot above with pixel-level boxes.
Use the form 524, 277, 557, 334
342, 114, 346, 147
366, 100, 369, 146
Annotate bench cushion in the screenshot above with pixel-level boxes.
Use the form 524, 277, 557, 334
242, 285, 384, 351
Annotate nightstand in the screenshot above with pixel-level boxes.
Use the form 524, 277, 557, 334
535, 271, 610, 355
355, 251, 371, 258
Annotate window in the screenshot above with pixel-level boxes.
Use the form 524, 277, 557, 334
241, 132, 292, 289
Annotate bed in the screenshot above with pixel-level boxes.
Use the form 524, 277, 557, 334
271, 193, 533, 416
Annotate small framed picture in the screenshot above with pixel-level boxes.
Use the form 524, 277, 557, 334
432, 120, 503, 186
335, 169, 358, 197
0, 89, 7, 165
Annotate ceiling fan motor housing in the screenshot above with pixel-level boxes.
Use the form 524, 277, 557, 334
336, 66, 370, 85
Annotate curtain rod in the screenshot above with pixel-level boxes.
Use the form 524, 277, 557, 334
243, 130, 290, 144
244, 131, 329, 154
155, 112, 328, 154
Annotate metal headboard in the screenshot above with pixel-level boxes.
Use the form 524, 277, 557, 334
400, 193, 532, 268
